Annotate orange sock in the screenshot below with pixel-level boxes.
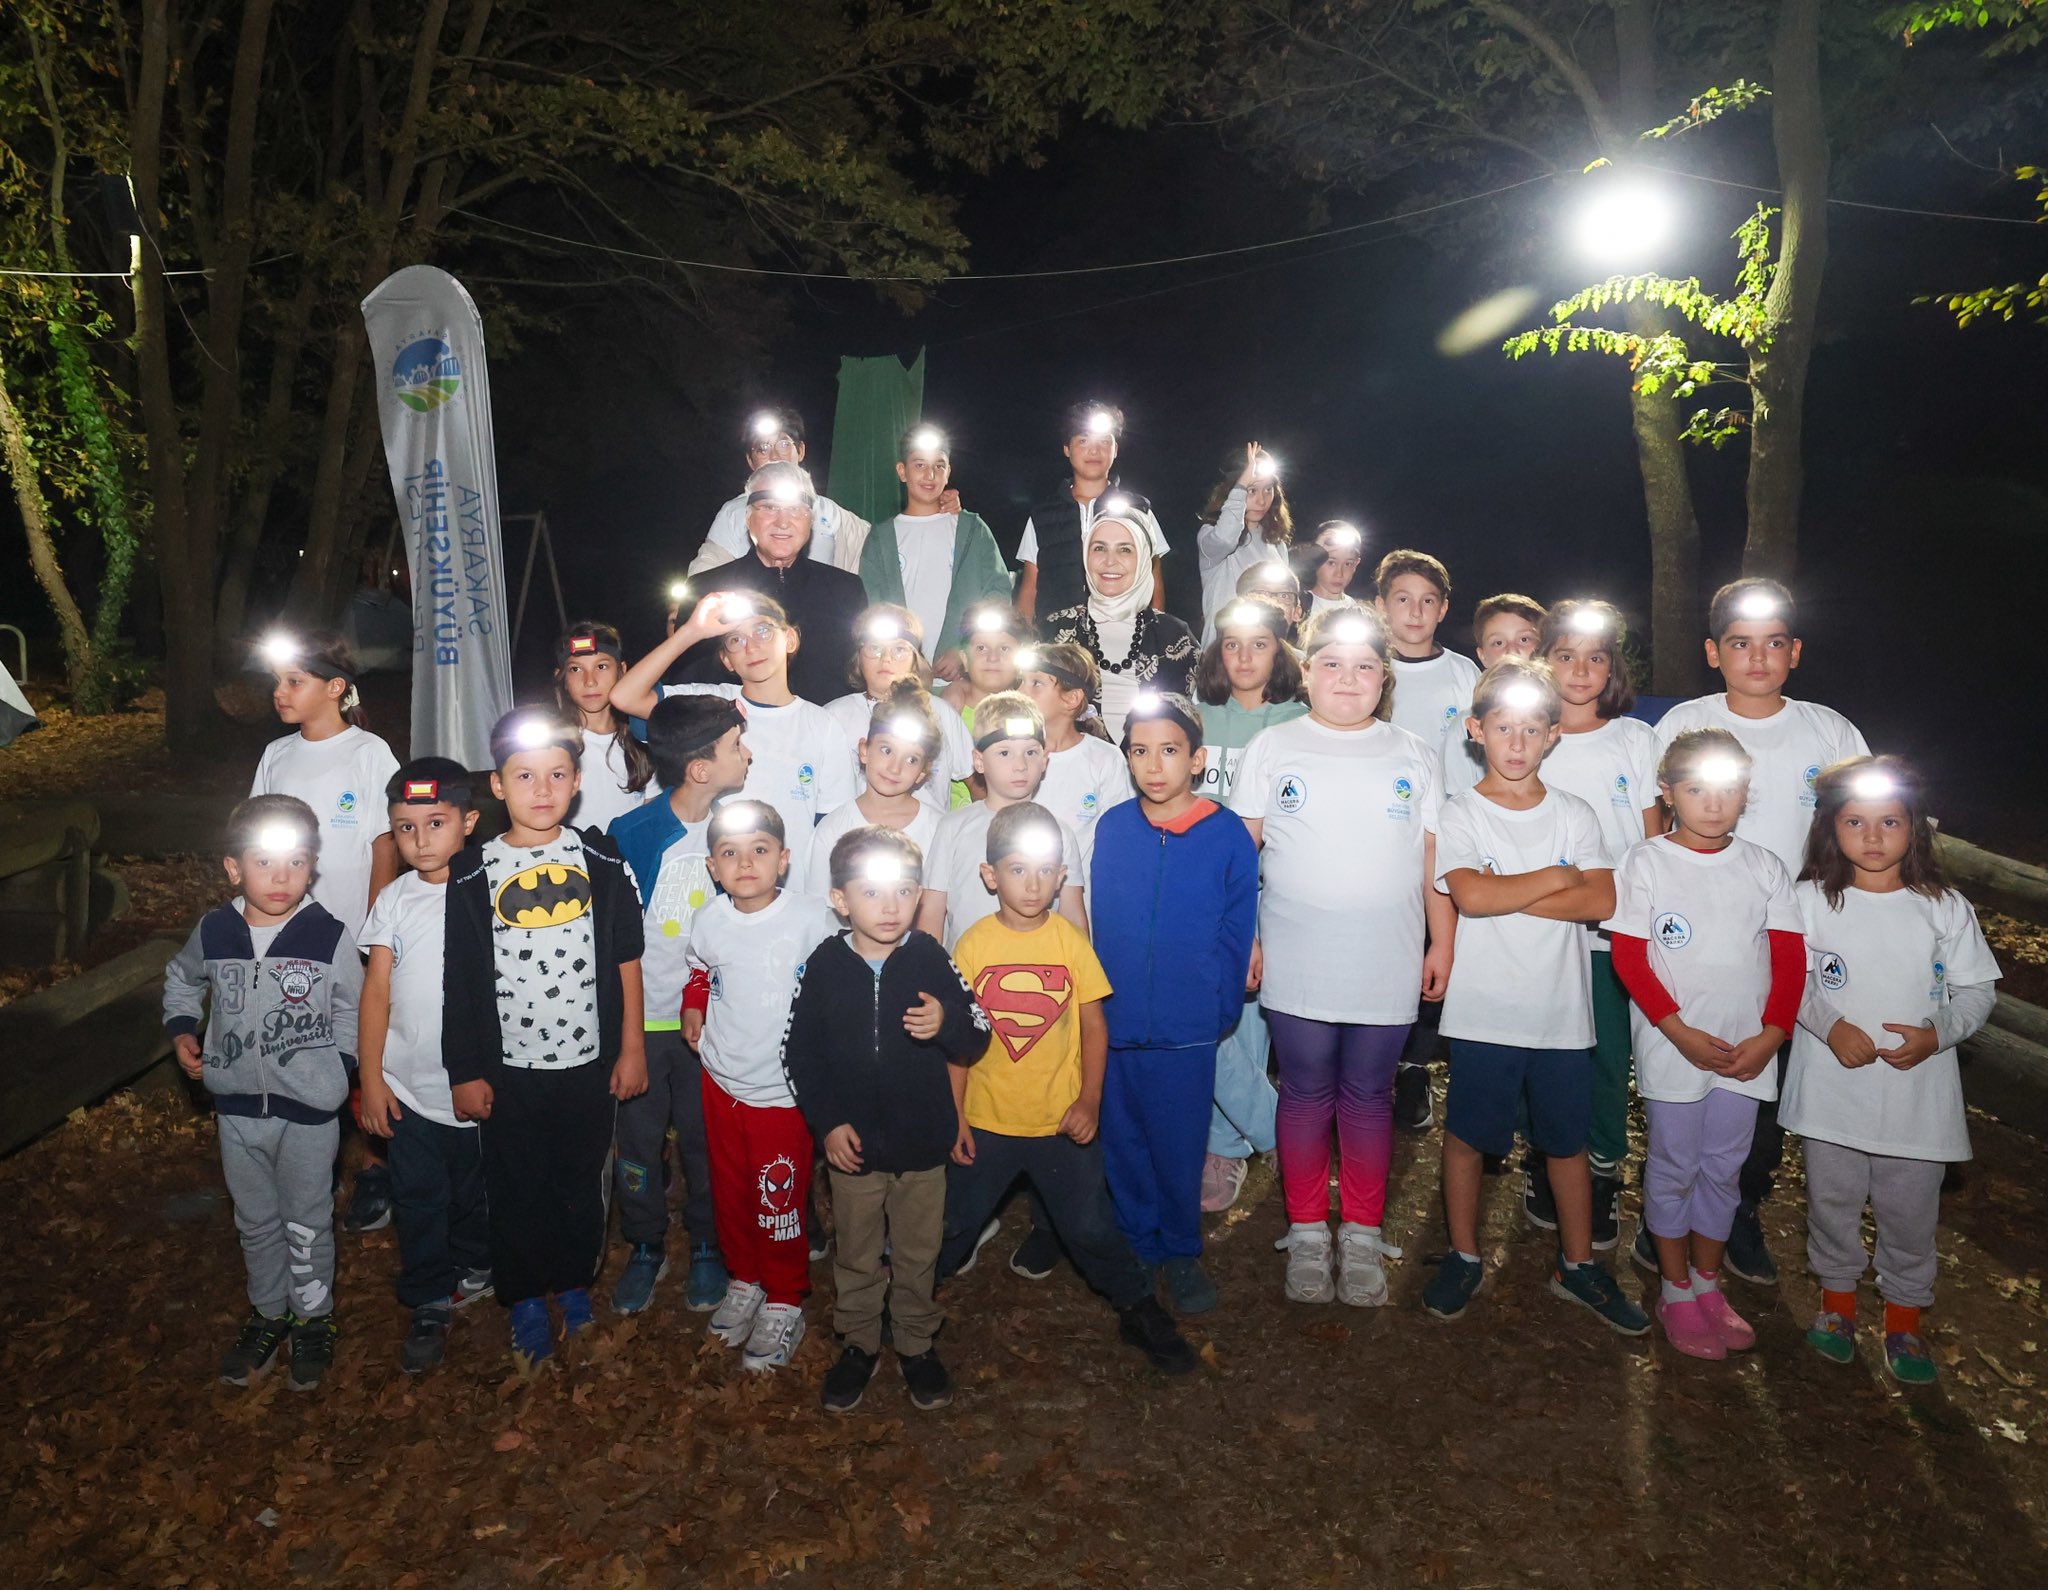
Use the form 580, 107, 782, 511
1822, 1288, 1858, 1320
1884, 1302, 1921, 1337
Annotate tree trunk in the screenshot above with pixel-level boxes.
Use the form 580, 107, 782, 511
1744, 0, 1829, 579
0, 350, 93, 698
1625, 346, 1703, 696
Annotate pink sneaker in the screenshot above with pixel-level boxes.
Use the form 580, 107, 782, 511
1657, 1296, 1727, 1360
1693, 1287, 1756, 1352
1200, 1153, 1248, 1214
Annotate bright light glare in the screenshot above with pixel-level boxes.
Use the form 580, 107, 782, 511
1016, 826, 1060, 860
751, 412, 780, 438
909, 426, 944, 453
1319, 523, 1362, 550
1696, 756, 1744, 788
259, 633, 300, 668
513, 718, 554, 750
865, 615, 902, 643
1330, 617, 1371, 645
1101, 494, 1131, 519
1086, 409, 1114, 437
1573, 177, 1674, 267
973, 610, 1005, 633
1569, 608, 1609, 633
1736, 591, 1781, 621
668, 580, 689, 603
1013, 648, 1041, 673
721, 595, 754, 621
1251, 454, 1278, 480
1501, 682, 1544, 712
882, 715, 926, 743
1130, 691, 1162, 717
765, 480, 807, 507
1850, 771, 1896, 802
253, 822, 307, 856
1002, 717, 1037, 740
1221, 603, 1265, 630
861, 854, 907, 884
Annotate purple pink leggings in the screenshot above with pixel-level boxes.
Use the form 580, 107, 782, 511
1265, 1012, 1410, 1227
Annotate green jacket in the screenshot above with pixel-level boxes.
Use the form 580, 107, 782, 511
858, 511, 1013, 650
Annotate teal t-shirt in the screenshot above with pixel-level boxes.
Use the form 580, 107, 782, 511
1196, 698, 1309, 804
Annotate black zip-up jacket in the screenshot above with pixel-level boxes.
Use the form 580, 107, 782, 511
672, 550, 868, 706
781, 930, 991, 1174
442, 829, 645, 1088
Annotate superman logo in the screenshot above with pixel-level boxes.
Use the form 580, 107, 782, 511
493, 861, 592, 929
971, 964, 1074, 1062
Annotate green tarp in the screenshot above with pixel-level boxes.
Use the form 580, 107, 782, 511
826, 350, 925, 528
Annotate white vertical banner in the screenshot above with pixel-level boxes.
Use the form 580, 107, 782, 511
361, 265, 513, 771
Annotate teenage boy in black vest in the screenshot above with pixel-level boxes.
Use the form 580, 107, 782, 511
1015, 402, 1167, 622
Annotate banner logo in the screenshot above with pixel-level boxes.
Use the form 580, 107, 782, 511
393, 336, 462, 412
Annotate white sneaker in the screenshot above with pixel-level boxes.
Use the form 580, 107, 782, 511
1275, 1222, 1335, 1303
740, 1302, 807, 1372
706, 1280, 766, 1347
954, 1217, 1002, 1275
1337, 1222, 1402, 1308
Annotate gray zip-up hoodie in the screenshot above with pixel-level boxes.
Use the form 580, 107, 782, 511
162, 899, 363, 1123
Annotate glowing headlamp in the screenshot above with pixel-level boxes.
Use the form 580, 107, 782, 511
1003, 717, 1037, 740
1500, 682, 1544, 712
1735, 591, 1781, 621
1256, 561, 1292, 586
1696, 756, 1744, 788
721, 595, 755, 622
1251, 454, 1278, 481
253, 822, 309, 856
1013, 648, 1041, 673
865, 615, 903, 644
751, 412, 781, 439
883, 714, 927, 743
1850, 770, 1896, 802
764, 480, 807, 508
1101, 494, 1132, 519
1329, 616, 1372, 645
861, 854, 908, 885
1320, 523, 1362, 550
1130, 690, 1162, 717
512, 717, 555, 751
972, 609, 1006, 634
668, 580, 689, 604
1016, 826, 1061, 861
258, 633, 301, 669
909, 426, 944, 454
1569, 608, 1609, 634
1086, 409, 1114, 437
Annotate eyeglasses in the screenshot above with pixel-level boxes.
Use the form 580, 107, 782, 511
745, 434, 801, 461
860, 639, 916, 661
748, 500, 811, 524
721, 621, 782, 652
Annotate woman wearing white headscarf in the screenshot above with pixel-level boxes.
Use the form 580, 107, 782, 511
1043, 508, 1197, 741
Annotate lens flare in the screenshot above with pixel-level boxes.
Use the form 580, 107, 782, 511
1130, 690, 1162, 717
1696, 755, 1744, 788
1501, 682, 1544, 712
1568, 608, 1609, 633
258, 633, 301, 669
1016, 825, 1060, 860
1251, 454, 1278, 480
1850, 770, 1896, 802
909, 426, 944, 454
513, 717, 555, 750
253, 822, 308, 856
1086, 409, 1114, 437
751, 412, 780, 439
973, 609, 1006, 634
865, 615, 903, 643
1735, 591, 1781, 621
668, 580, 689, 604
861, 854, 907, 884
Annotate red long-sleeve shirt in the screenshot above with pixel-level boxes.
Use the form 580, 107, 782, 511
1609, 930, 1805, 1035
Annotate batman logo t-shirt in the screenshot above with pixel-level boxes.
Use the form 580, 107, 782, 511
483, 834, 600, 1070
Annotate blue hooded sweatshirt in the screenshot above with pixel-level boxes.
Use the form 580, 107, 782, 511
1088, 798, 1259, 1050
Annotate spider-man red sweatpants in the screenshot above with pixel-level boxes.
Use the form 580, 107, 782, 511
700, 1073, 814, 1305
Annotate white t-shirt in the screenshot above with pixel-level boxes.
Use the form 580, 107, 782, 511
1653, 694, 1869, 873
1541, 717, 1663, 950
1434, 788, 1610, 1049
823, 689, 974, 814
1232, 716, 1441, 1024
686, 890, 840, 1106
574, 728, 650, 832
890, 512, 958, 655
1387, 649, 1483, 797
357, 871, 465, 1128
659, 684, 858, 882
1603, 834, 1801, 1103
1037, 735, 1133, 860
1782, 882, 1999, 1162
250, 726, 400, 939
482, 834, 601, 1071
923, 802, 1085, 950
801, 797, 940, 896
637, 819, 715, 1034
1018, 495, 1170, 566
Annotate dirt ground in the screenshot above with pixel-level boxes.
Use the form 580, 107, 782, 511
3, 1080, 2044, 1590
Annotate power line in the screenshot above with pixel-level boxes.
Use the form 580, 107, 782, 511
1643, 162, 2043, 226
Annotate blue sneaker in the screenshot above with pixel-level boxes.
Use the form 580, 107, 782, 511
558, 1287, 595, 1337
1423, 1252, 1484, 1321
684, 1243, 729, 1313
509, 1297, 553, 1367
1549, 1256, 1651, 1337
613, 1243, 668, 1315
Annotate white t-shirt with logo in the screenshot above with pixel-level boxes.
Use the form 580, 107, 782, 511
891, 512, 958, 656
637, 820, 715, 1033
1541, 716, 1663, 950
686, 890, 840, 1106
250, 725, 401, 939
1603, 834, 1802, 1103
357, 871, 465, 1127
1388, 649, 1483, 797
574, 728, 650, 832
660, 684, 857, 882
1782, 882, 1999, 1162
923, 801, 1086, 950
823, 689, 974, 814
481, 834, 601, 1071
1652, 694, 1869, 873
1434, 788, 1610, 1049
1037, 735, 1133, 888
1231, 716, 1442, 1024
801, 797, 940, 897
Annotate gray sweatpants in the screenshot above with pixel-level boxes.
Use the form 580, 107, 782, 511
218, 1113, 339, 1319
613, 1029, 716, 1251
1802, 1137, 1946, 1309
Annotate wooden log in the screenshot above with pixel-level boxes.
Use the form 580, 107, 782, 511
0, 930, 183, 1157
0, 800, 99, 875
1989, 993, 2048, 1052
1937, 833, 2048, 928
1960, 1022, 2048, 1143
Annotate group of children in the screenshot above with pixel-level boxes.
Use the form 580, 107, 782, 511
165, 444, 1998, 1406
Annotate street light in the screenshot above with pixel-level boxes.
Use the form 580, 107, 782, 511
1572, 174, 1674, 268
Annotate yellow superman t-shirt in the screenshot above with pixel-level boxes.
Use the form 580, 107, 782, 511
951, 913, 1112, 1137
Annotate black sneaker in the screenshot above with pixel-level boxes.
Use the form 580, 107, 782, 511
1010, 1227, 1061, 1281
343, 1165, 393, 1234
900, 1347, 954, 1410
1117, 1296, 1196, 1375
287, 1314, 339, 1392
819, 1344, 878, 1414
1630, 1224, 1658, 1274
1724, 1204, 1778, 1285
219, 1311, 290, 1385
400, 1303, 451, 1375
1589, 1173, 1622, 1252
1522, 1155, 1557, 1232
1393, 1064, 1432, 1132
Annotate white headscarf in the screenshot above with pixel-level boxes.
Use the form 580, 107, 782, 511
1084, 513, 1154, 625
